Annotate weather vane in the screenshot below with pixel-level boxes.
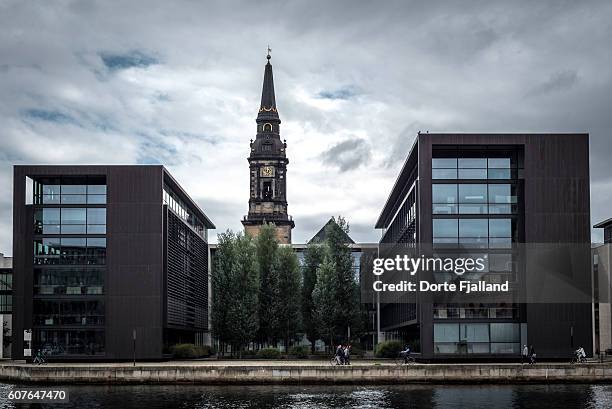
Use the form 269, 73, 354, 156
267, 45, 272, 60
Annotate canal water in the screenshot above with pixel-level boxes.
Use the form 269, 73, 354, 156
1, 383, 611, 408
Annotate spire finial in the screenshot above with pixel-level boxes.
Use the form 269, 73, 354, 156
267, 45, 271, 61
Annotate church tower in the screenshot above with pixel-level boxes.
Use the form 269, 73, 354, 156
242, 51, 294, 243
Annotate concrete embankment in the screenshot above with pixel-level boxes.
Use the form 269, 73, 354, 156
1, 362, 612, 385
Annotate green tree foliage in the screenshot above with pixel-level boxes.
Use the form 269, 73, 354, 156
211, 231, 260, 355
275, 246, 302, 350
255, 224, 280, 345
312, 257, 337, 346
301, 243, 325, 352
325, 216, 359, 341
211, 231, 235, 349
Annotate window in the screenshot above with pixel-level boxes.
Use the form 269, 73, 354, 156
87, 238, 106, 265
432, 158, 457, 180
87, 208, 106, 234
34, 237, 105, 265
432, 148, 520, 181
34, 208, 61, 234
432, 158, 457, 168
434, 323, 459, 342
458, 158, 487, 169
489, 219, 511, 238
61, 208, 87, 234
433, 219, 458, 238
34, 329, 104, 356
434, 323, 521, 355
458, 184, 487, 214
33, 177, 106, 205
432, 184, 457, 214
459, 219, 488, 248
263, 181, 273, 199
34, 267, 104, 296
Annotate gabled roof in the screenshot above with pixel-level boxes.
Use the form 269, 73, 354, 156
309, 218, 355, 244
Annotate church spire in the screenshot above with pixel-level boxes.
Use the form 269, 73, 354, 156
257, 48, 279, 123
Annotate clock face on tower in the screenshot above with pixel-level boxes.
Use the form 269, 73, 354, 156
260, 166, 274, 177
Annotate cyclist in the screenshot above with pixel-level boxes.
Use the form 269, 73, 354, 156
33, 349, 46, 365
575, 346, 586, 363
400, 344, 411, 364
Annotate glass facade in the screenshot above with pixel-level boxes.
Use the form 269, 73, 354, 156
434, 322, 521, 354
163, 186, 207, 240
431, 147, 524, 353
31, 176, 106, 357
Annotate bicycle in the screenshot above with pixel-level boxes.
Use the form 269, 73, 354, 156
330, 355, 342, 366
395, 352, 415, 365
32, 350, 46, 365
570, 354, 587, 364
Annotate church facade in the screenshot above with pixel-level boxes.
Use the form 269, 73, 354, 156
241, 54, 294, 244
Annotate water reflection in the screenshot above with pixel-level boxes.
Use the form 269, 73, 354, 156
0, 383, 610, 408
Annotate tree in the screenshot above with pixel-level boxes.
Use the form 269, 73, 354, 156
275, 246, 302, 350
255, 223, 280, 346
301, 242, 325, 352
211, 230, 236, 354
325, 216, 357, 342
225, 233, 260, 355
312, 257, 337, 348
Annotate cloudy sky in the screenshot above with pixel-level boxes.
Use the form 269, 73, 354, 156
1, 0, 611, 254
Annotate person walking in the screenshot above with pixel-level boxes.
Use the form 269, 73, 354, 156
522, 345, 529, 364
529, 346, 536, 364
335, 344, 344, 365
344, 345, 351, 365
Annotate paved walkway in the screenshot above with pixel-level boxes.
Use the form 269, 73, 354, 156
0, 359, 608, 368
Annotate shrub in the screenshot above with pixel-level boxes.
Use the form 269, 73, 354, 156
375, 340, 403, 358
170, 343, 213, 359
289, 345, 309, 359
256, 348, 281, 359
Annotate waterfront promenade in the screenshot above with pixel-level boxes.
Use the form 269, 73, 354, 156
1, 360, 612, 385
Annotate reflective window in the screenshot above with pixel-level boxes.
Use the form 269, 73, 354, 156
459, 184, 487, 203
434, 323, 459, 342
432, 168, 457, 179
460, 323, 489, 342
432, 158, 457, 168
488, 158, 511, 168
458, 158, 487, 169
490, 323, 520, 342
432, 184, 457, 214
433, 219, 458, 238
34, 267, 104, 296
489, 219, 511, 238
61, 208, 86, 224
458, 169, 487, 179
34, 237, 105, 265
34, 329, 104, 356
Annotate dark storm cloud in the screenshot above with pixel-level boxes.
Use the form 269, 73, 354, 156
100, 50, 159, 71
317, 86, 360, 100
320, 138, 372, 172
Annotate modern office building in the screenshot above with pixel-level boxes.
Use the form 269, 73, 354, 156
242, 53, 294, 244
375, 133, 592, 360
593, 219, 612, 355
12, 165, 214, 360
0, 253, 12, 358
